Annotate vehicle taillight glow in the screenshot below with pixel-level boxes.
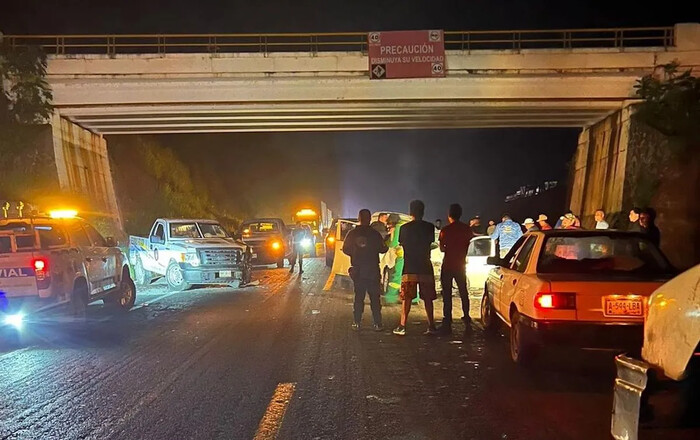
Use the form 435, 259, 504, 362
534, 292, 576, 310
327, 236, 335, 244
33, 259, 46, 271
271, 241, 281, 250
32, 258, 51, 289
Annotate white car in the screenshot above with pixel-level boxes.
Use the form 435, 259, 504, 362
429, 234, 495, 295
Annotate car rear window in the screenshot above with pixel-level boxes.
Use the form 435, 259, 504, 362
468, 238, 492, 257
0, 236, 11, 253
537, 235, 673, 275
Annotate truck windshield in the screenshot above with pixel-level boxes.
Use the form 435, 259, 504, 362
199, 223, 228, 238
537, 235, 674, 275
170, 223, 201, 239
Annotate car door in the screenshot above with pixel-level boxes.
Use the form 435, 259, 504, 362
491, 236, 527, 317
83, 223, 118, 292
503, 236, 538, 322
66, 221, 102, 293
149, 222, 168, 274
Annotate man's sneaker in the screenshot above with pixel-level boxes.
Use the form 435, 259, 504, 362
373, 324, 384, 332
392, 325, 406, 336
351, 322, 360, 331
423, 326, 439, 336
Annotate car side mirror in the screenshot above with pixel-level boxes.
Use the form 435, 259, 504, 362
486, 256, 502, 266
105, 237, 117, 247
149, 235, 163, 244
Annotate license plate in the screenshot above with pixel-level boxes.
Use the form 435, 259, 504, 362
604, 297, 643, 317
219, 270, 232, 278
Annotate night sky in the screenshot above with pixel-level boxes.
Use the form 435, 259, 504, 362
1, 1, 695, 221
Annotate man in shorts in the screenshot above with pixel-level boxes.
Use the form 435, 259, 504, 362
393, 200, 438, 336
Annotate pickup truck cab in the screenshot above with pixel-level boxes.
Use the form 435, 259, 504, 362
129, 218, 251, 291
239, 218, 293, 268
1, 214, 135, 331
612, 264, 700, 439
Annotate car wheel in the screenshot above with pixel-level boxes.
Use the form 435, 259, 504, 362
480, 290, 498, 334
166, 261, 191, 292
510, 311, 537, 365
277, 259, 285, 269
133, 256, 151, 286
71, 280, 89, 323
105, 270, 136, 312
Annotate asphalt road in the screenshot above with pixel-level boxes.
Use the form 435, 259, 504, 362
0, 259, 696, 440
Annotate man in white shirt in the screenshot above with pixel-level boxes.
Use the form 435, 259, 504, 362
595, 209, 610, 229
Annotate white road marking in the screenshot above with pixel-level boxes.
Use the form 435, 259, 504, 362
253, 382, 296, 440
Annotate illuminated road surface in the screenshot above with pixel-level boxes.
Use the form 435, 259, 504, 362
0, 259, 696, 439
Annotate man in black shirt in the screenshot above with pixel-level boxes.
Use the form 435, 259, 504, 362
343, 209, 389, 331
370, 212, 390, 241
393, 200, 438, 336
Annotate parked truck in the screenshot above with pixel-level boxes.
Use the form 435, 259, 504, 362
129, 218, 252, 291
1, 210, 135, 332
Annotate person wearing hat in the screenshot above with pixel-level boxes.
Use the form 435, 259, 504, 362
537, 214, 552, 230
522, 218, 538, 232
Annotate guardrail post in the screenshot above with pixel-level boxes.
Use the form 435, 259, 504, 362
107, 36, 115, 56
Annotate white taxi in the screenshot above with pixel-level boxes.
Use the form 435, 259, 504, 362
480, 230, 676, 365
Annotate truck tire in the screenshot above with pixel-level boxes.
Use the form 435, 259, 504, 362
325, 253, 333, 268
105, 269, 136, 312
71, 279, 89, 323
166, 261, 191, 292
510, 310, 537, 366
133, 255, 151, 286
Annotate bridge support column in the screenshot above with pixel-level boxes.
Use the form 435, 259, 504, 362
569, 103, 700, 269
49, 113, 123, 236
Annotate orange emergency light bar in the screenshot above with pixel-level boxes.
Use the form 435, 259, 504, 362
296, 209, 317, 218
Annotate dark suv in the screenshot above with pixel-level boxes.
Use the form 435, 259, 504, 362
239, 218, 293, 268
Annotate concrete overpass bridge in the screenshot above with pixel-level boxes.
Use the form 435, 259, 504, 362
5, 23, 700, 134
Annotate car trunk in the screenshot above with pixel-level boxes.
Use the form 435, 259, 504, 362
0, 233, 40, 298
543, 275, 667, 322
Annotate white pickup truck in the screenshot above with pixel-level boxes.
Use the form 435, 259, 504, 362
129, 218, 252, 291
1, 213, 135, 331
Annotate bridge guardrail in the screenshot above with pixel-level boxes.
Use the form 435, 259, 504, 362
1, 27, 674, 55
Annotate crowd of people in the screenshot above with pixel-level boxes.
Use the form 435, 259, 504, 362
341, 201, 663, 336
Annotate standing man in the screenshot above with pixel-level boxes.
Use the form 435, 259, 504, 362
438, 204, 474, 334
289, 224, 311, 275
522, 218, 538, 232
343, 209, 389, 331
486, 220, 497, 236
491, 214, 523, 258
628, 208, 643, 232
435, 219, 443, 231
595, 209, 610, 229
470, 216, 486, 235
370, 212, 390, 240
393, 200, 438, 336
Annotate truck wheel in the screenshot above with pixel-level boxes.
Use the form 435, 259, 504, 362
105, 269, 136, 312
481, 289, 498, 334
71, 280, 89, 323
325, 253, 333, 268
166, 261, 191, 292
510, 311, 537, 365
133, 256, 151, 286
277, 259, 285, 269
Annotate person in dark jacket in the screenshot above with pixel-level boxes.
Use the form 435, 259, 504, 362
289, 224, 312, 274
370, 212, 390, 241
640, 208, 661, 247
628, 207, 643, 232
343, 209, 389, 331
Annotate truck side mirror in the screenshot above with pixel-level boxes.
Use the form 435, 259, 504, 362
149, 235, 163, 245
105, 237, 117, 247
486, 256, 502, 266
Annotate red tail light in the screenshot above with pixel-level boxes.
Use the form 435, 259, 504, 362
32, 258, 51, 289
534, 292, 576, 310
